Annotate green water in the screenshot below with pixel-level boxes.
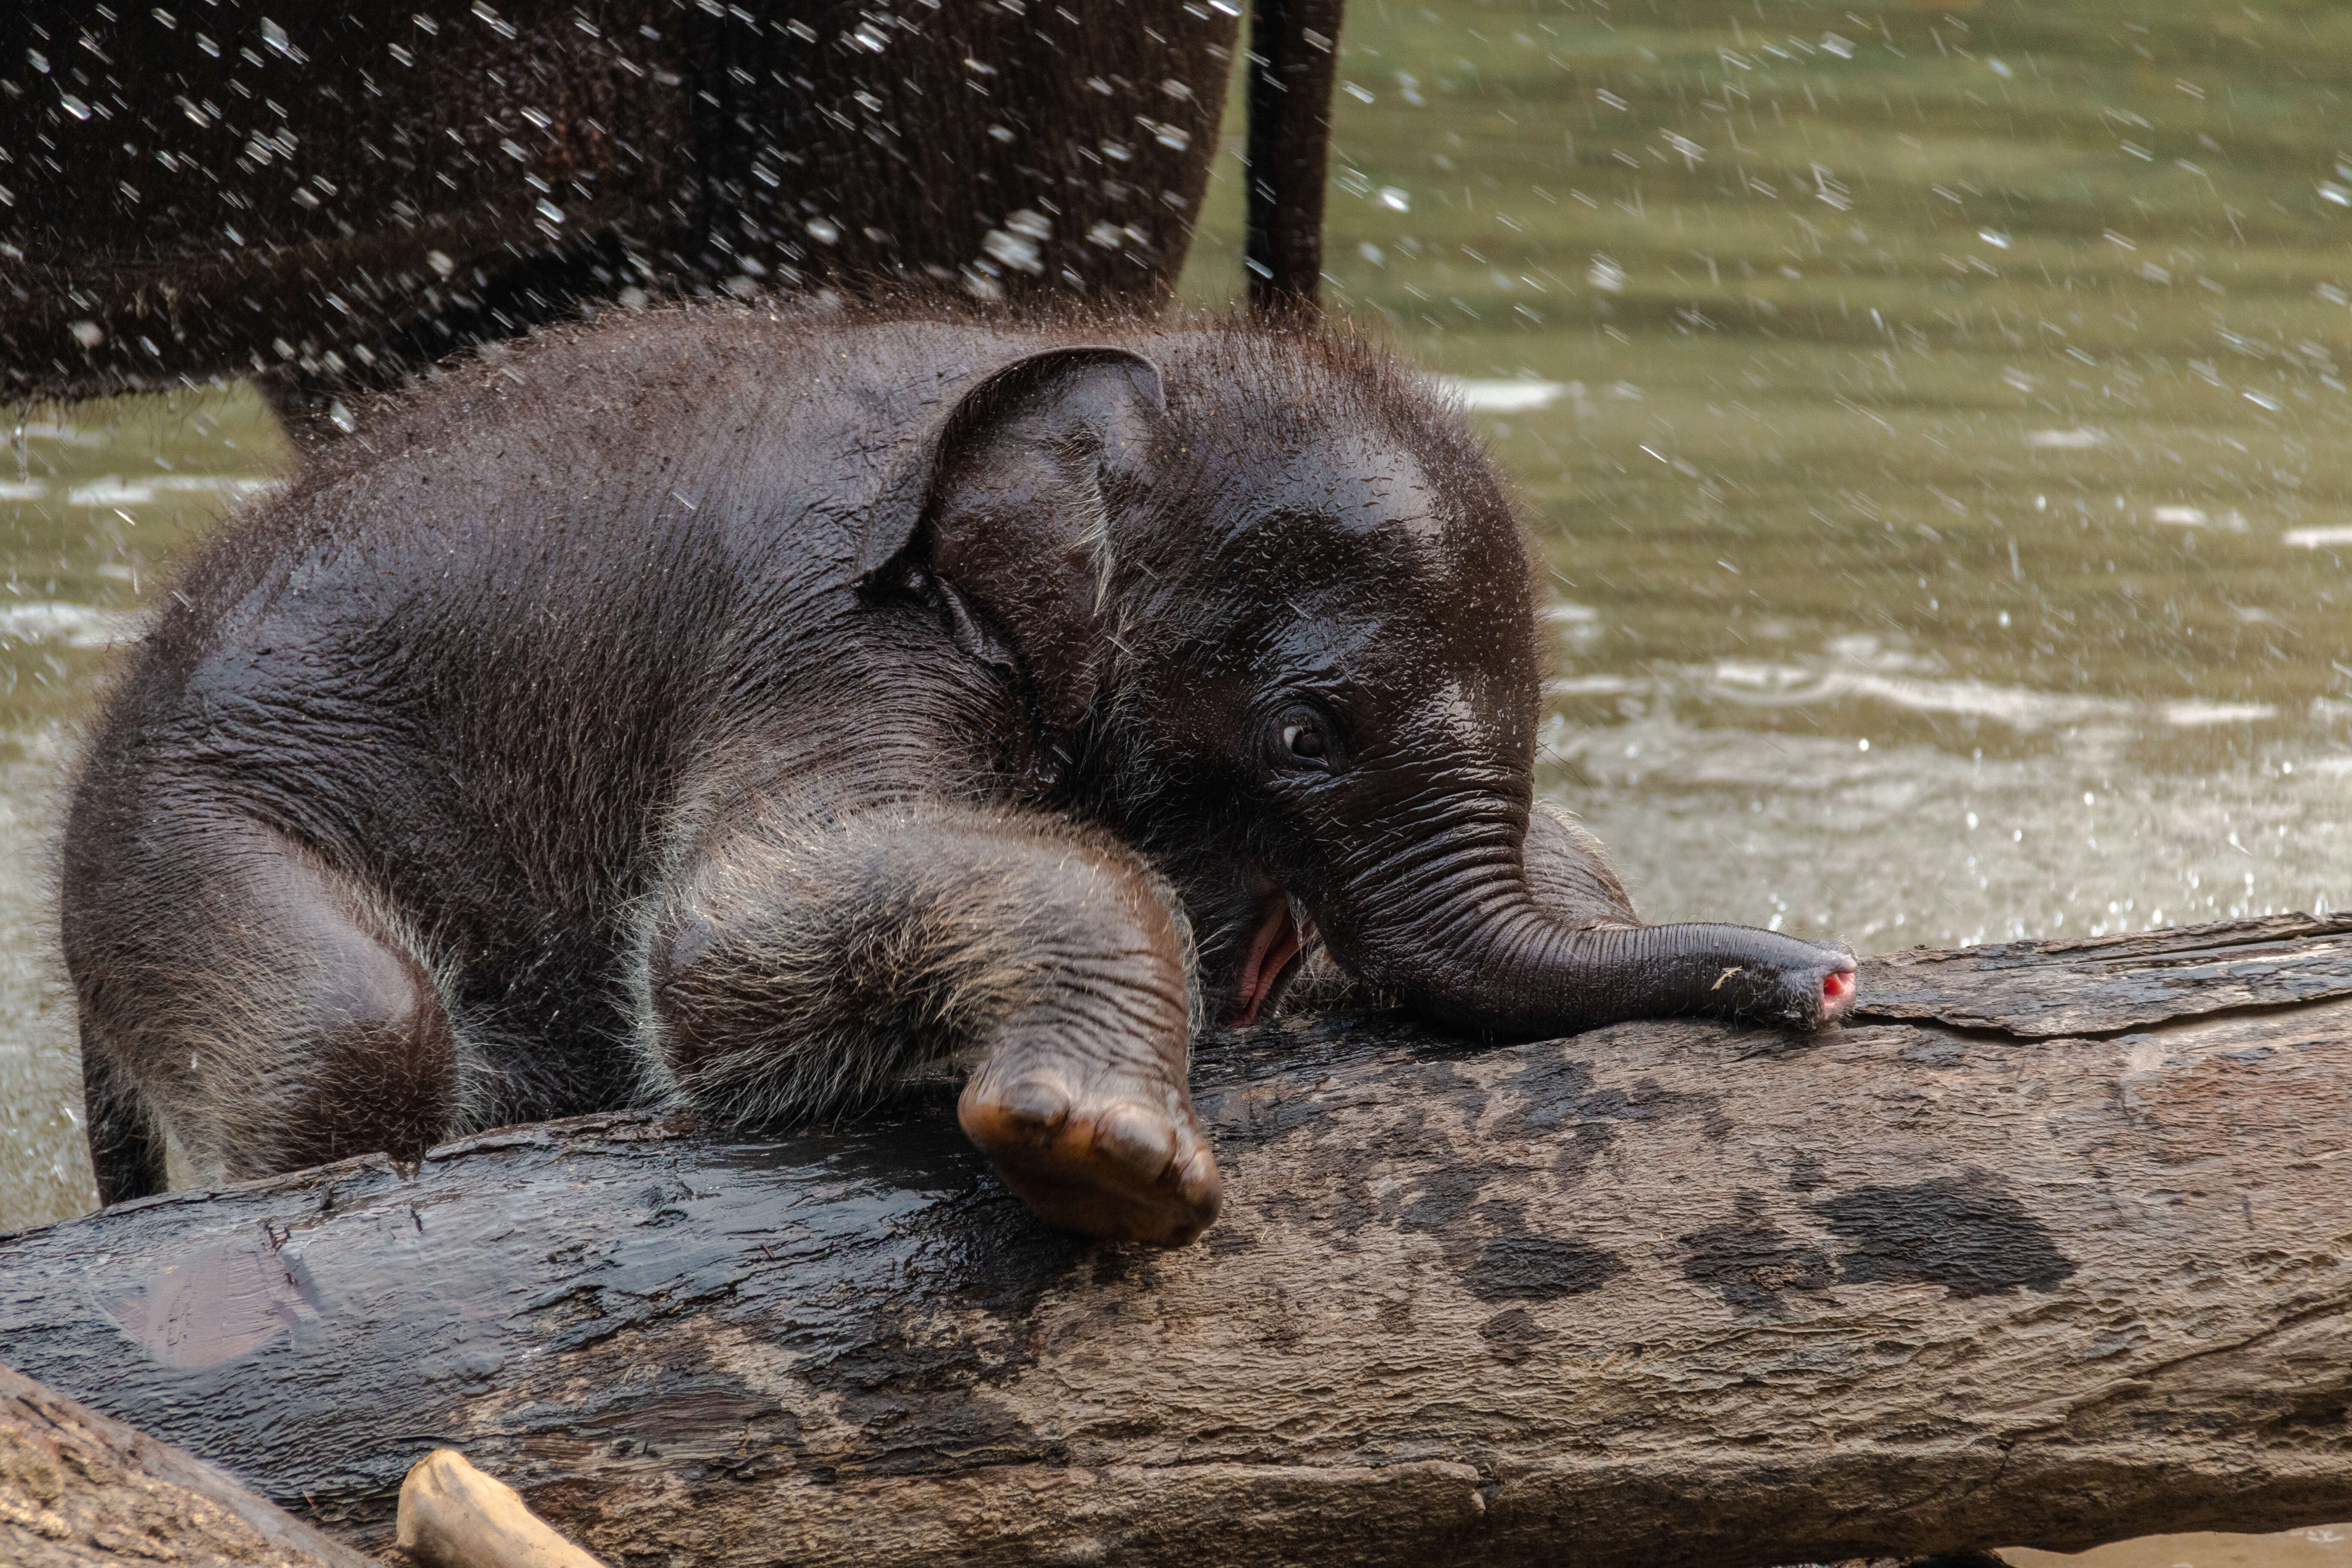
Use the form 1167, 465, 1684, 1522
3, 390, 295, 1233
5, 0, 2348, 1243
1182, 0, 2350, 961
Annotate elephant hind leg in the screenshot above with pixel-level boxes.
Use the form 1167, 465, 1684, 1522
67, 813, 474, 1185
82, 1022, 165, 1206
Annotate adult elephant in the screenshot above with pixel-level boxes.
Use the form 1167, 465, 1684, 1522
0, 0, 1339, 427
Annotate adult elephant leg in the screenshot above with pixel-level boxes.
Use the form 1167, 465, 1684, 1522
1246, 0, 1346, 313
62, 812, 469, 1190
642, 799, 1219, 1245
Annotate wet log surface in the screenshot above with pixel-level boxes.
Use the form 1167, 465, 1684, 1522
1, 915, 2348, 1568
1856, 913, 2352, 1038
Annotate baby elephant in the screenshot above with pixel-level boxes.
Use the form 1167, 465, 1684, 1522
61, 307, 1858, 1245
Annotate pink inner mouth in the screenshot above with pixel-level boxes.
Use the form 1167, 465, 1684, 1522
1227, 895, 1310, 1028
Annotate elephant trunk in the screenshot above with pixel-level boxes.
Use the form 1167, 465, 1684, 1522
1322, 807, 1853, 1039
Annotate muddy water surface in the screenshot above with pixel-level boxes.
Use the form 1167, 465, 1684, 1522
1180, 0, 2350, 959
3, 389, 293, 1231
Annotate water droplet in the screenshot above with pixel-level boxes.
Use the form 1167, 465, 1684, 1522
981, 228, 1044, 274
259, 17, 305, 63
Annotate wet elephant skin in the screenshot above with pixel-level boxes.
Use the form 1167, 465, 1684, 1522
0, 2, 1238, 406
58, 306, 1857, 1247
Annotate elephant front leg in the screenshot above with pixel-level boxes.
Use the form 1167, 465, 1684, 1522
958, 971, 1220, 1246
644, 802, 1220, 1245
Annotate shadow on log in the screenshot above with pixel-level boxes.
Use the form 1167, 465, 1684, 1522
1, 916, 2348, 1568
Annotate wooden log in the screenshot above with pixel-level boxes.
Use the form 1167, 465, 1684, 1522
0, 1362, 378, 1567
1, 915, 2348, 1568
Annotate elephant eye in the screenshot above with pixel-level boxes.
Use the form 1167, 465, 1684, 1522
1271, 706, 1340, 773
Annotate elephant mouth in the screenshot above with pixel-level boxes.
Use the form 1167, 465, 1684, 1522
1227, 884, 1311, 1029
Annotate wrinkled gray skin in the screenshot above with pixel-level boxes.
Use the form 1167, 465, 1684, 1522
61, 306, 1856, 1245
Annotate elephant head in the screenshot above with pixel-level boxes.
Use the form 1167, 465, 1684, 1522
858, 325, 1859, 1042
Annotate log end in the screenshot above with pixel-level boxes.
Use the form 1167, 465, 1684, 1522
396, 1449, 606, 1568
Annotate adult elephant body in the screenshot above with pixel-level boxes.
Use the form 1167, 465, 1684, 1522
0, 2, 1254, 413
61, 307, 1858, 1245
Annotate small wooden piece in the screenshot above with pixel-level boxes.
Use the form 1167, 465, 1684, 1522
395, 1450, 604, 1568
0, 1361, 377, 1568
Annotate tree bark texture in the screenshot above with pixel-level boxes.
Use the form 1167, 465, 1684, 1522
0, 915, 2347, 1568
0, 1362, 378, 1567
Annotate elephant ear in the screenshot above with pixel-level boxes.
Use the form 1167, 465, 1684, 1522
855, 345, 1167, 739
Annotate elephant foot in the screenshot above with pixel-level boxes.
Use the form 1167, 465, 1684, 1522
958, 1068, 1223, 1245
